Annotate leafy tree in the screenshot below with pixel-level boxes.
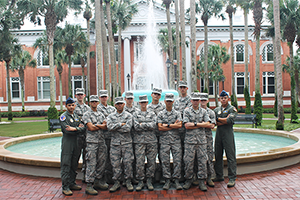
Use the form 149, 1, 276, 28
244, 85, 251, 114
11, 50, 37, 111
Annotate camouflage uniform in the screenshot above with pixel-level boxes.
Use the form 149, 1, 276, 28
204, 107, 216, 176
133, 109, 157, 180
214, 103, 237, 180
157, 109, 182, 179
173, 95, 192, 115
183, 106, 210, 180
107, 110, 134, 181
74, 101, 91, 176
97, 102, 116, 181
60, 109, 86, 191
82, 109, 107, 183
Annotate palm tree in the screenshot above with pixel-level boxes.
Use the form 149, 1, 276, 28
56, 23, 89, 98
11, 50, 37, 112
190, 0, 197, 92
83, 0, 93, 99
19, 0, 83, 107
180, 0, 186, 81
54, 50, 67, 111
163, 0, 174, 89
158, 27, 176, 56
114, 0, 138, 94
174, 0, 180, 82
198, 0, 224, 91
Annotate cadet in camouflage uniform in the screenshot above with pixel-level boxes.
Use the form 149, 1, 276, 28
147, 88, 165, 182
182, 93, 212, 191
157, 93, 183, 190
213, 90, 237, 188
74, 88, 91, 183
107, 97, 134, 192
200, 93, 216, 187
133, 95, 157, 191
82, 95, 109, 195
60, 97, 86, 196
97, 90, 116, 183
124, 91, 140, 185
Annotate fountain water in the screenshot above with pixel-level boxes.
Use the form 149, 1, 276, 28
132, 1, 168, 90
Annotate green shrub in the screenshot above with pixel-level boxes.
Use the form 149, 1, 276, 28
231, 93, 238, 111
47, 107, 58, 130
8, 112, 13, 121
203, 88, 210, 107
244, 86, 251, 114
254, 92, 263, 126
274, 95, 278, 117
291, 76, 298, 123
276, 120, 284, 130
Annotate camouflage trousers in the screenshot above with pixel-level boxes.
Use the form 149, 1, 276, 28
160, 143, 182, 179
184, 143, 208, 180
77, 134, 86, 173
206, 134, 215, 176
134, 143, 157, 180
85, 142, 107, 183
110, 143, 134, 181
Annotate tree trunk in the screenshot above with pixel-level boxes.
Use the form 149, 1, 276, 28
6, 61, 12, 114
190, 0, 197, 92
49, 44, 56, 107
244, 8, 249, 89
180, 0, 186, 81
68, 55, 72, 97
166, 3, 174, 89
101, 1, 110, 97
255, 34, 260, 94
215, 80, 218, 107
204, 24, 208, 90
18, 67, 25, 111
105, 1, 116, 102
229, 14, 235, 96
95, 0, 103, 92
86, 18, 91, 98
81, 58, 86, 95
118, 28, 122, 94
175, 0, 180, 83
59, 72, 63, 111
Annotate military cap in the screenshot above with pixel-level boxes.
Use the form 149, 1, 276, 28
115, 96, 125, 104
139, 95, 148, 103
219, 90, 229, 97
75, 88, 85, 95
99, 90, 108, 97
178, 80, 188, 87
66, 97, 75, 105
90, 95, 99, 102
200, 93, 209, 101
191, 92, 201, 100
152, 87, 162, 95
125, 91, 134, 99
165, 93, 174, 101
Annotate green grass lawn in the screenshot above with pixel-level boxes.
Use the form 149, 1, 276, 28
262, 113, 300, 119
0, 121, 51, 137
0, 116, 47, 122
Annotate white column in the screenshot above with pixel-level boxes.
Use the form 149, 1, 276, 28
186, 36, 191, 95
123, 36, 131, 92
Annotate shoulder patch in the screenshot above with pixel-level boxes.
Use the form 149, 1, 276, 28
60, 115, 66, 121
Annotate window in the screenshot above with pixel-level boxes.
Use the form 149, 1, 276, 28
37, 49, 49, 67
235, 44, 244, 62
235, 72, 250, 95
263, 72, 275, 94
72, 76, 86, 97
11, 77, 21, 99
200, 78, 218, 95
262, 44, 274, 62
37, 77, 51, 99
134, 42, 143, 62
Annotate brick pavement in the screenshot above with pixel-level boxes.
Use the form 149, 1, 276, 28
1, 163, 300, 200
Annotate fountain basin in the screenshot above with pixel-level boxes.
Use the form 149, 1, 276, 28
1, 128, 300, 178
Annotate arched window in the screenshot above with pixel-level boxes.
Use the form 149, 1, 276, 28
35, 48, 49, 68
262, 44, 274, 62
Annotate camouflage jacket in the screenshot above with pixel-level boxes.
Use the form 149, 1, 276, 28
82, 109, 106, 143
183, 107, 210, 144
74, 101, 91, 121
133, 110, 157, 143
204, 107, 216, 135
157, 109, 182, 144
147, 102, 165, 116
107, 110, 133, 145
60, 111, 86, 136
124, 105, 140, 115
97, 103, 116, 139
173, 95, 192, 116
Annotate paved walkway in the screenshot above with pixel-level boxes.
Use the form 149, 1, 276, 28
1, 163, 300, 200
